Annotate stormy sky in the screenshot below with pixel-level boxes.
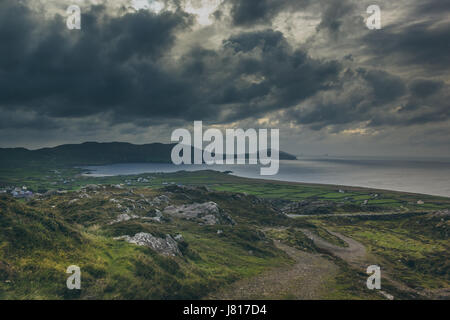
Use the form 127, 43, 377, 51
0, 0, 449, 157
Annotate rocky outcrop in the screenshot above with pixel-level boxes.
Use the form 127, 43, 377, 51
163, 201, 235, 225
152, 195, 170, 205
114, 233, 181, 256
430, 209, 450, 217
141, 208, 163, 222
109, 213, 139, 224
84, 184, 100, 191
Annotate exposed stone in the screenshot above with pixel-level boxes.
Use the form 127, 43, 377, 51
174, 234, 184, 242
202, 214, 219, 225
146, 208, 162, 218
110, 213, 139, 224
141, 216, 162, 223
114, 233, 182, 256
151, 195, 171, 206
68, 198, 79, 205
429, 209, 450, 217
84, 184, 100, 191
79, 192, 90, 199
163, 201, 235, 225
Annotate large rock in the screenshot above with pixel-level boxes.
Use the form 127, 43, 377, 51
428, 209, 450, 217
83, 184, 100, 191
151, 195, 171, 206
163, 201, 235, 225
114, 233, 182, 256
141, 208, 163, 223
109, 213, 139, 224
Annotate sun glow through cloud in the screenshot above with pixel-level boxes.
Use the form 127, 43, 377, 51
182, 0, 223, 25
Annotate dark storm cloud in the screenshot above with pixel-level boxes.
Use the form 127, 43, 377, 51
0, 110, 60, 130
391, 78, 449, 125
409, 79, 444, 98
177, 29, 341, 122
0, 0, 342, 129
370, 100, 450, 127
369, 78, 450, 127
1, 0, 449, 150
414, 0, 450, 15
362, 21, 450, 72
0, 1, 193, 120
284, 67, 410, 130
228, 0, 358, 39
287, 69, 448, 131
315, 0, 355, 38
357, 69, 406, 104
228, 0, 296, 26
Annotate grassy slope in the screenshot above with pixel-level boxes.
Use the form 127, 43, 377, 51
0, 191, 292, 299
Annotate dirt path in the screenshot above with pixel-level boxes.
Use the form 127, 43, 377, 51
207, 227, 441, 300
299, 229, 367, 266
206, 241, 338, 300
299, 228, 441, 299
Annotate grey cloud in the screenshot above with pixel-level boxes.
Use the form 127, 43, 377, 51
315, 0, 356, 38
0, 3, 341, 131
285, 67, 409, 130
414, 0, 450, 15
0, 2, 193, 120
187, 29, 341, 122
357, 69, 406, 104
409, 79, 444, 98
362, 21, 450, 72
227, 0, 310, 26
228, 0, 361, 41
0, 109, 60, 130
371, 80, 450, 127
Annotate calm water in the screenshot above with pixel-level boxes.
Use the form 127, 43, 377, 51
81, 158, 450, 197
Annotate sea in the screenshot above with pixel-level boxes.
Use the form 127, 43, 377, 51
81, 157, 450, 198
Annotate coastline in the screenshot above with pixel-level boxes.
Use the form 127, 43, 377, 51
79, 162, 450, 199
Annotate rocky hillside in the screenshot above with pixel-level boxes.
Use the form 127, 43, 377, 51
0, 185, 295, 299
